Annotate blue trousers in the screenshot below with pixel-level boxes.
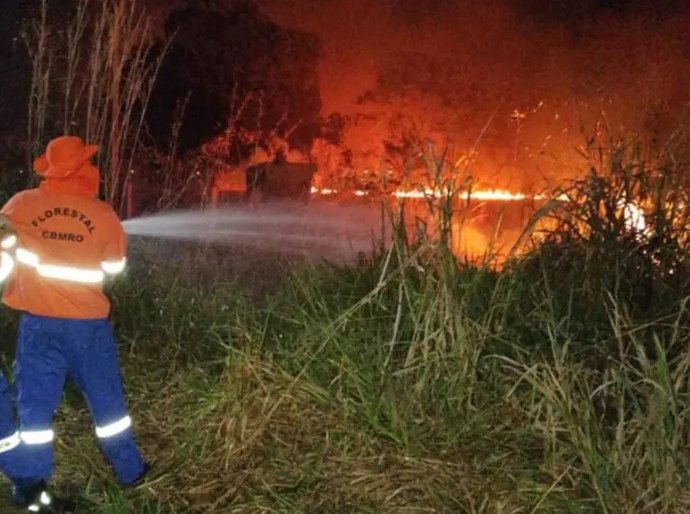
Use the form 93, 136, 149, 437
0, 371, 20, 480
13, 314, 144, 484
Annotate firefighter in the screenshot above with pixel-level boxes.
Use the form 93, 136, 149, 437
0, 371, 19, 470
0, 136, 148, 512
0, 222, 40, 506
0, 305, 23, 502
0, 218, 77, 512
0, 371, 26, 506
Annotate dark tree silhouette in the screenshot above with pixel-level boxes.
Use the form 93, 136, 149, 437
0, 0, 32, 182
147, 1, 323, 159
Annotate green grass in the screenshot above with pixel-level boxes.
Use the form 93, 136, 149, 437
3, 141, 690, 512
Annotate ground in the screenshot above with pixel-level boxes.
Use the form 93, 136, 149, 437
0, 228, 688, 513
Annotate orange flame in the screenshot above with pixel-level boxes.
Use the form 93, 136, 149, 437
621, 201, 648, 234
311, 187, 647, 234
311, 186, 536, 201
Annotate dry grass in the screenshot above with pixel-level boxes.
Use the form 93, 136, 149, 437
25, 0, 166, 210
3, 138, 690, 513
47, 349, 548, 514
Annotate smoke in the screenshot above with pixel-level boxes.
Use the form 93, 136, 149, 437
258, 0, 690, 188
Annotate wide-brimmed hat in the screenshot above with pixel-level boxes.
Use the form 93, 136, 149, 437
33, 136, 99, 179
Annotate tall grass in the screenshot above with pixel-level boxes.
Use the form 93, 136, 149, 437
3, 137, 690, 512
24, 0, 166, 211
258, 136, 690, 512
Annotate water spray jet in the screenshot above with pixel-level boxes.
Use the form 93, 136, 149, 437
122, 200, 389, 263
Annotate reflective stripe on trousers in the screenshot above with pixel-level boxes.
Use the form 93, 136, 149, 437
0, 431, 20, 453
0, 371, 21, 479
14, 314, 144, 483
95, 415, 132, 439
20, 430, 54, 445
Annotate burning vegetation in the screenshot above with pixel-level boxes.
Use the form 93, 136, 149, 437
3, 0, 690, 214
5, 2, 690, 512
258, 0, 690, 191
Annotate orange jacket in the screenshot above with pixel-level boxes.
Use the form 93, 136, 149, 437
1, 136, 126, 320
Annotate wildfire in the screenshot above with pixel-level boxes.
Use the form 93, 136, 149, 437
310, 186, 534, 201
621, 201, 648, 234
310, 186, 648, 235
